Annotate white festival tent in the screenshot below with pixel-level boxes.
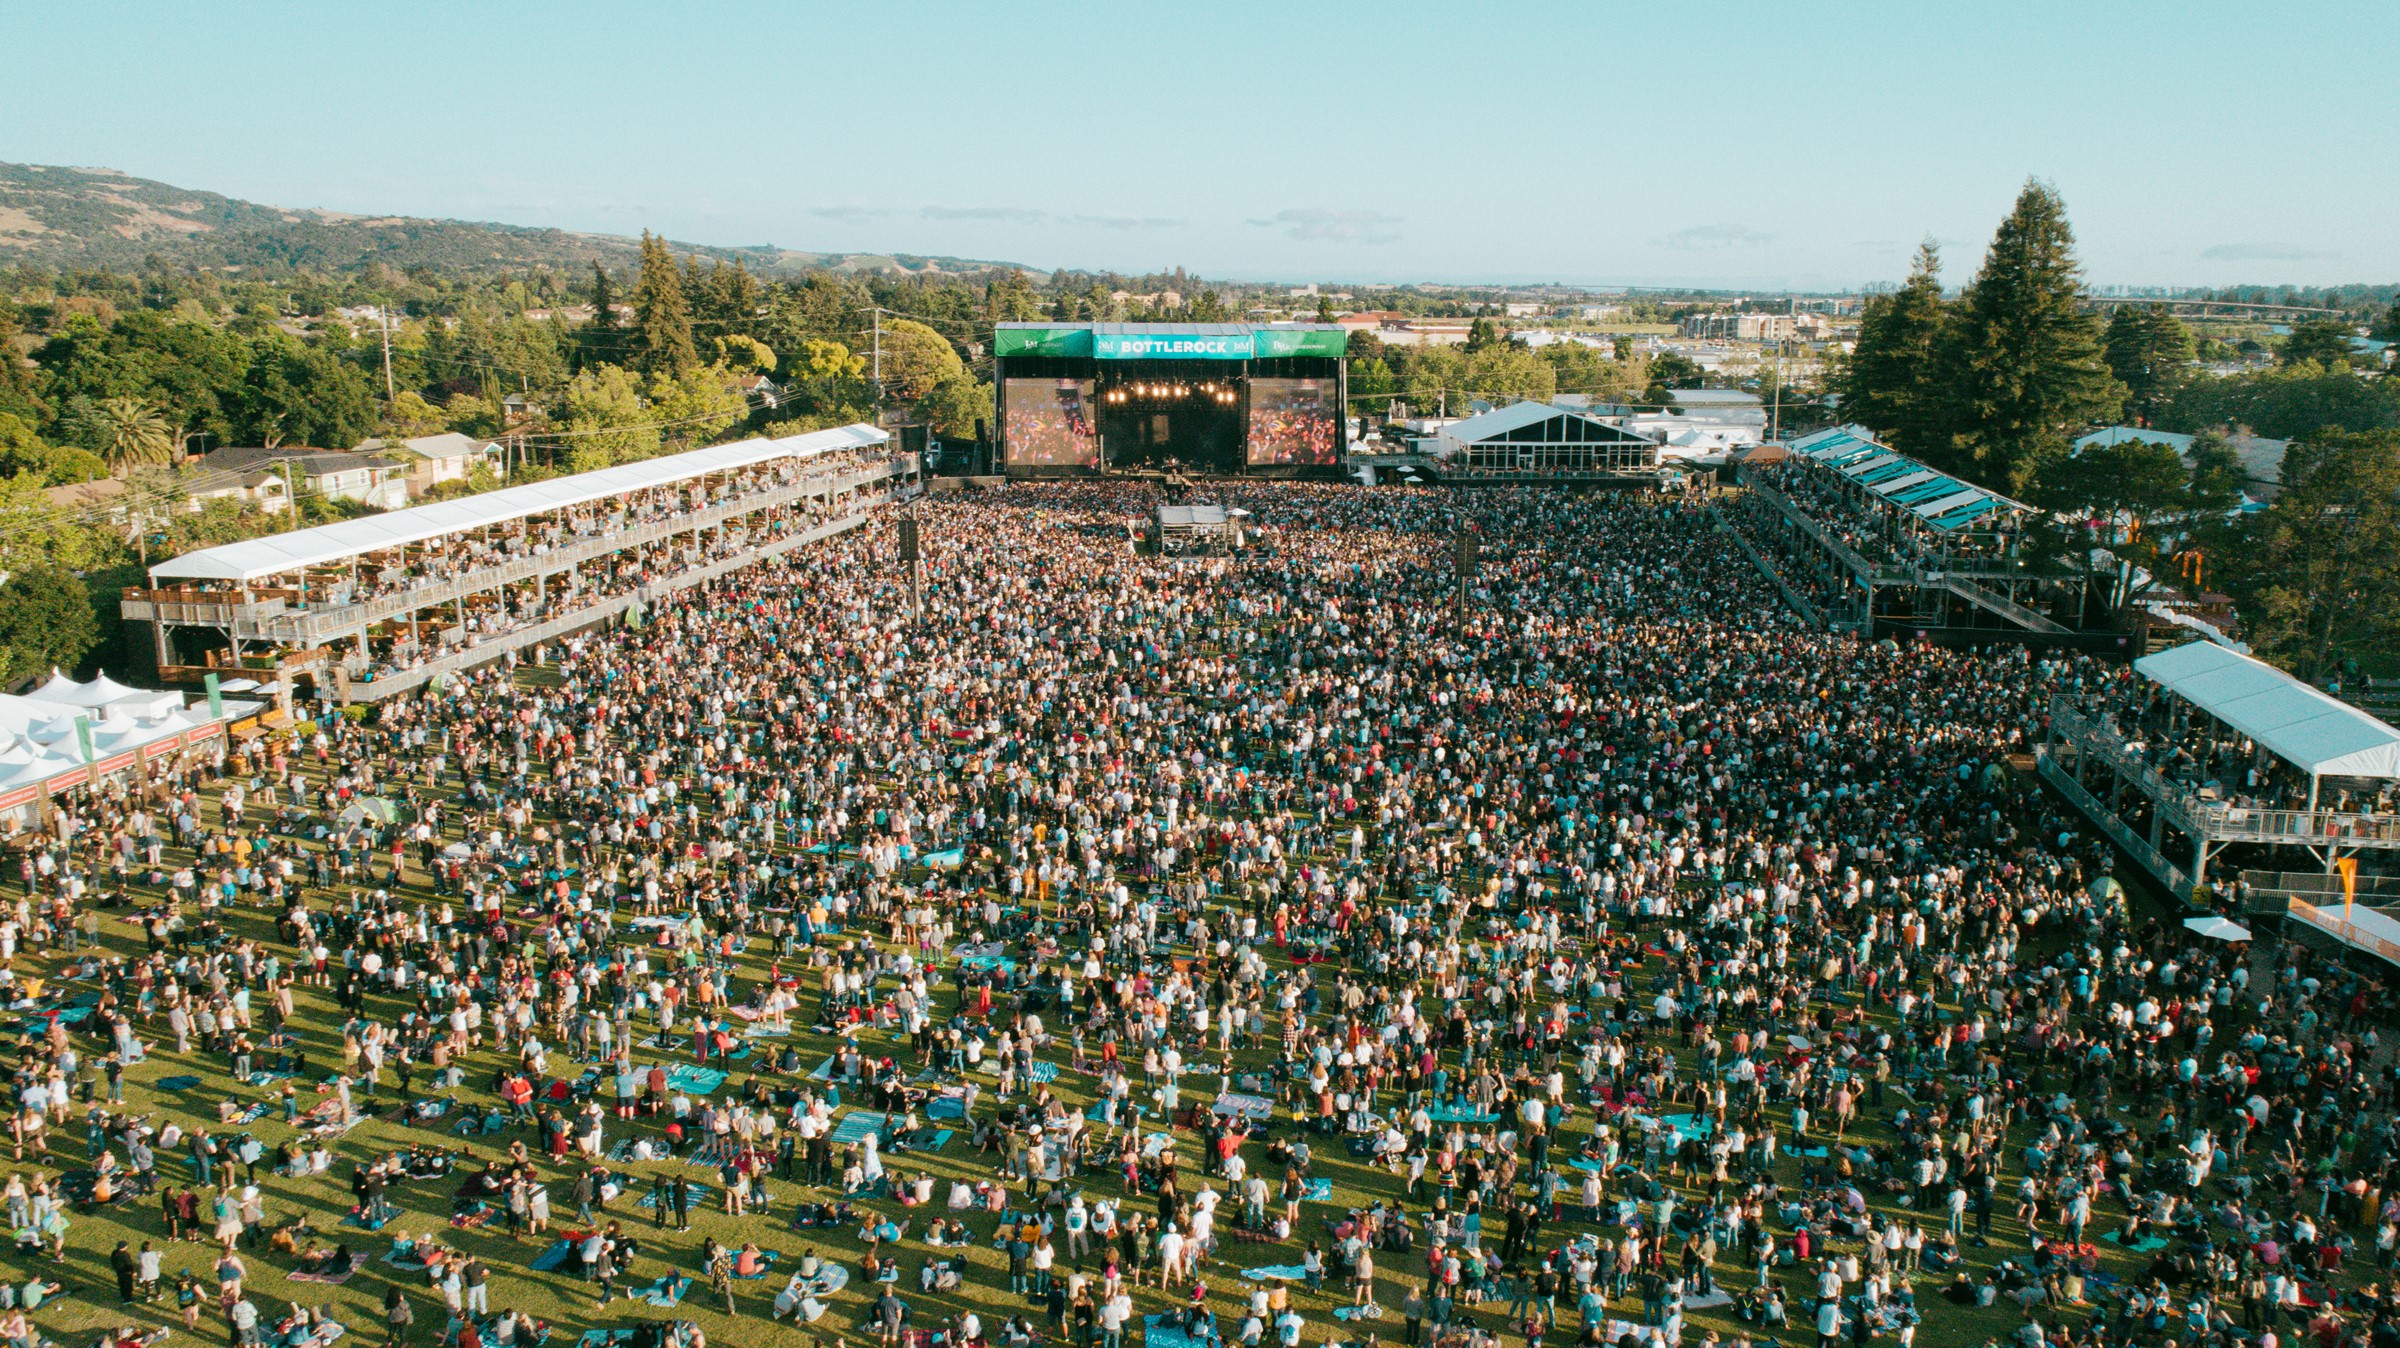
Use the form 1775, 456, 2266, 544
2181, 914, 2252, 942
0, 670, 255, 809
2133, 640, 2400, 794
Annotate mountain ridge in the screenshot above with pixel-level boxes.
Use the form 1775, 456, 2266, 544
0, 162, 1030, 278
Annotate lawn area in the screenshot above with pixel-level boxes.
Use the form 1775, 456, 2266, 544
6, 729, 2301, 1348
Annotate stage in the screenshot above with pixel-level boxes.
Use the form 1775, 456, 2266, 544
993, 322, 1348, 478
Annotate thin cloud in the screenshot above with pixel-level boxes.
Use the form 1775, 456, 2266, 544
2201, 242, 2335, 262
919, 206, 1047, 223
1658, 224, 1776, 250
1062, 214, 1182, 231
1246, 208, 1402, 244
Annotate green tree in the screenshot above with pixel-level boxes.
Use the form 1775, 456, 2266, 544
237, 339, 378, 448
89, 396, 176, 472
1641, 352, 1706, 407
2160, 362, 2400, 441
1314, 296, 1336, 324
646, 364, 749, 450
915, 372, 990, 439
878, 320, 964, 403
2373, 299, 2400, 344
377, 390, 449, 439
2030, 438, 2192, 553
1941, 181, 2124, 490
0, 414, 108, 486
0, 302, 43, 426
558, 363, 660, 470
444, 393, 506, 439
2186, 429, 2248, 515
2219, 429, 2400, 677
631, 232, 698, 378
583, 262, 624, 368
2102, 304, 2194, 426
1349, 358, 1396, 407
2280, 318, 2357, 368
0, 564, 100, 685
1186, 289, 1233, 322
715, 335, 777, 374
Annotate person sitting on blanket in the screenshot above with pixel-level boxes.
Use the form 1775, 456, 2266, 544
920, 1257, 963, 1293
771, 1269, 811, 1322
735, 1243, 768, 1278
293, 1241, 355, 1276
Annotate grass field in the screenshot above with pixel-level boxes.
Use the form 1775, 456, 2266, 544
4, 712, 2304, 1348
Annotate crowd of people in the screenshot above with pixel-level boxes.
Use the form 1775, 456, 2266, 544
6, 480, 2398, 1348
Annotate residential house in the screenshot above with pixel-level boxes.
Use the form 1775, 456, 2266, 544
193, 446, 408, 510
735, 373, 784, 410
356, 432, 505, 495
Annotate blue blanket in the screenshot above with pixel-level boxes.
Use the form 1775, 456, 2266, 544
638, 1274, 692, 1307
1240, 1266, 1310, 1282
1301, 1179, 1333, 1201
1144, 1316, 1204, 1348
731, 1250, 782, 1280
832, 1111, 894, 1145
926, 1096, 968, 1120
636, 1181, 712, 1210
663, 1065, 727, 1096
530, 1239, 579, 1273
157, 1075, 203, 1091
1426, 1105, 1499, 1124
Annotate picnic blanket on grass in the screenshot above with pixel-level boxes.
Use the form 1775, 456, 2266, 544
637, 1181, 712, 1211
1144, 1315, 1205, 1348
831, 1111, 894, 1145
637, 1273, 692, 1307
663, 1065, 726, 1096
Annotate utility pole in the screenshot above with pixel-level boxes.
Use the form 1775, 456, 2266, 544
898, 506, 922, 627
380, 306, 396, 402
871, 307, 884, 421
1770, 349, 1782, 442
1452, 524, 1476, 619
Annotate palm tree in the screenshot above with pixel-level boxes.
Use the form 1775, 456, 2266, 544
91, 397, 176, 474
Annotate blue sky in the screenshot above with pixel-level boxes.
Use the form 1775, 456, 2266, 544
7, 0, 2394, 290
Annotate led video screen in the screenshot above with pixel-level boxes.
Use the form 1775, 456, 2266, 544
1246, 378, 1340, 466
1003, 379, 1099, 467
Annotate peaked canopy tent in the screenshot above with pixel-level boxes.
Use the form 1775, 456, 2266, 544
2134, 640, 2400, 801
1429, 400, 1659, 476
147, 424, 888, 585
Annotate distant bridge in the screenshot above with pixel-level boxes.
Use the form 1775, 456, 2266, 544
2079, 296, 2345, 322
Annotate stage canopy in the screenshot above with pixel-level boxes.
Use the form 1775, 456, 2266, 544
2135, 639, 2400, 780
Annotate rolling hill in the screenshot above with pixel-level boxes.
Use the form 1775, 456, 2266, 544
0, 162, 1024, 277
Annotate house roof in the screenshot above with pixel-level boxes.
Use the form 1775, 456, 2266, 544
151, 422, 888, 583
355, 431, 494, 462
198, 446, 403, 476
2135, 639, 2400, 780
38, 478, 128, 510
